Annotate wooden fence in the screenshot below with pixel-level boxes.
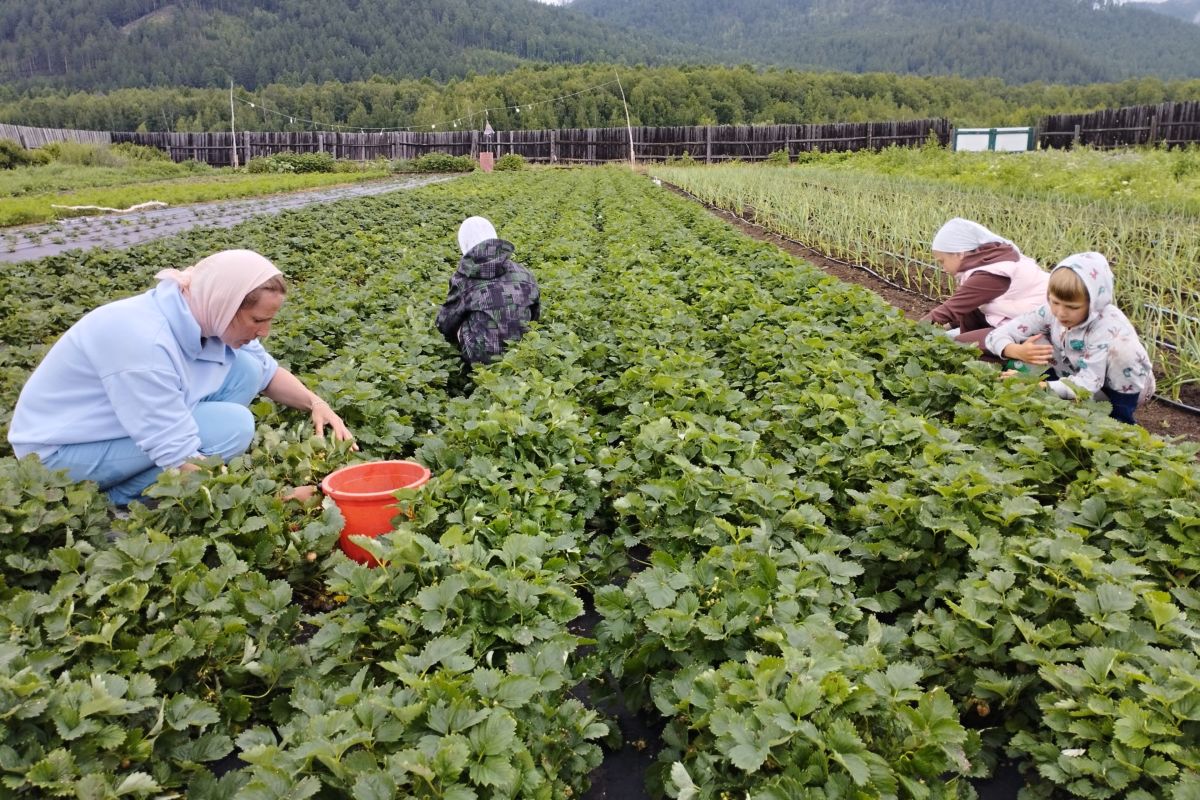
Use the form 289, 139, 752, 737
109, 119, 951, 167
9, 102, 1200, 163
1038, 101, 1200, 149
0, 123, 111, 148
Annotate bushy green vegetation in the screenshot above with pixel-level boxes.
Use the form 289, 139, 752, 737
494, 153, 528, 171
2, 168, 1198, 799
394, 152, 477, 174
3, 66, 1199, 134
764, 148, 790, 166
38, 140, 133, 167
109, 141, 172, 162
246, 151, 337, 174
0, 138, 48, 169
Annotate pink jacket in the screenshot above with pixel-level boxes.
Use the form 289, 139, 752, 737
958, 254, 1049, 328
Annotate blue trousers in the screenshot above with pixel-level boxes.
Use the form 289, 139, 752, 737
42, 350, 263, 506
1043, 368, 1141, 425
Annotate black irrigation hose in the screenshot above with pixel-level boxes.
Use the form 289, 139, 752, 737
662, 178, 1200, 419
1157, 396, 1200, 415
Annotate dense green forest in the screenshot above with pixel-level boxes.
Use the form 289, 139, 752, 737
572, 0, 1200, 84
2, 65, 1198, 133
0, 0, 693, 90
2, 0, 1200, 93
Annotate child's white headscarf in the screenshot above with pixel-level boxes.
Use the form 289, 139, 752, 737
458, 216, 497, 255
931, 218, 1012, 254
155, 250, 283, 338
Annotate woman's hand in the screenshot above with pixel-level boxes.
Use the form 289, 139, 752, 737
263, 368, 357, 449
309, 397, 357, 448
1003, 335, 1053, 365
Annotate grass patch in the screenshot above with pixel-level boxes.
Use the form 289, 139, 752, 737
0, 169, 392, 227
0, 160, 209, 197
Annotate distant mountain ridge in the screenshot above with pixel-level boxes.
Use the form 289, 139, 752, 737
1141, 0, 1200, 24
1, 0, 1198, 92
571, 0, 1200, 84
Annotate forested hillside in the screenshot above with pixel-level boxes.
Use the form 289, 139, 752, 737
572, 0, 1200, 83
0, 0, 690, 90
3, 0, 1200, 93
2, 65, 1197, 133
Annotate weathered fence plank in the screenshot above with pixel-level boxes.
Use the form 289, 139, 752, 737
0, 123, 111, 148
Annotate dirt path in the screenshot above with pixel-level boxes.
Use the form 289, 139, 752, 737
0, 175, 458, 263
673, 187, 1200, 445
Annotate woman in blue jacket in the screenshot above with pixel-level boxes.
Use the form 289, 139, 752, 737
7, 249, 352, 506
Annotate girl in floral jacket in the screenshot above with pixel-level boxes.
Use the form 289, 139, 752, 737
985, 252, 1155, 425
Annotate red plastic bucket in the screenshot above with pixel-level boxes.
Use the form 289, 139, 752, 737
320, 460, 431, 565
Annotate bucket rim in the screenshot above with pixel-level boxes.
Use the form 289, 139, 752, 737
320, 459, 431, 501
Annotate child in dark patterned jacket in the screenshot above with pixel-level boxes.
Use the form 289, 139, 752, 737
436, 216, 541, 367
985, 252, 1155, 425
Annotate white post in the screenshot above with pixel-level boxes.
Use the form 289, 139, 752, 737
229, 79, 239, 169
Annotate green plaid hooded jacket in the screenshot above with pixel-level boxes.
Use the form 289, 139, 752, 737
435, 238, 541, 366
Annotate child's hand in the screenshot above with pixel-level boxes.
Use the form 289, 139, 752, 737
1009, 334, 1054, 365
999, 369, 1018, 379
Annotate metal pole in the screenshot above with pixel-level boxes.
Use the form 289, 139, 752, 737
615, 70, 635, 167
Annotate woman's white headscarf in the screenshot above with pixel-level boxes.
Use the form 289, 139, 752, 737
155, 250, 283, 339
458, 216, 497, 255
931, 218, 1012, 254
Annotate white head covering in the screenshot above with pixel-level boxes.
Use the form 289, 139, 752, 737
458, 216, 497, 255
1052, 252, 1113, 320
155, 250, 283, 338
931, 218, 1012, 254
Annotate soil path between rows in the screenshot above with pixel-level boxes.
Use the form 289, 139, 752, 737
0, 174, 458, 264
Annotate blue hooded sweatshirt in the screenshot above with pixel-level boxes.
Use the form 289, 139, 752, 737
8, 281, 277, 468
